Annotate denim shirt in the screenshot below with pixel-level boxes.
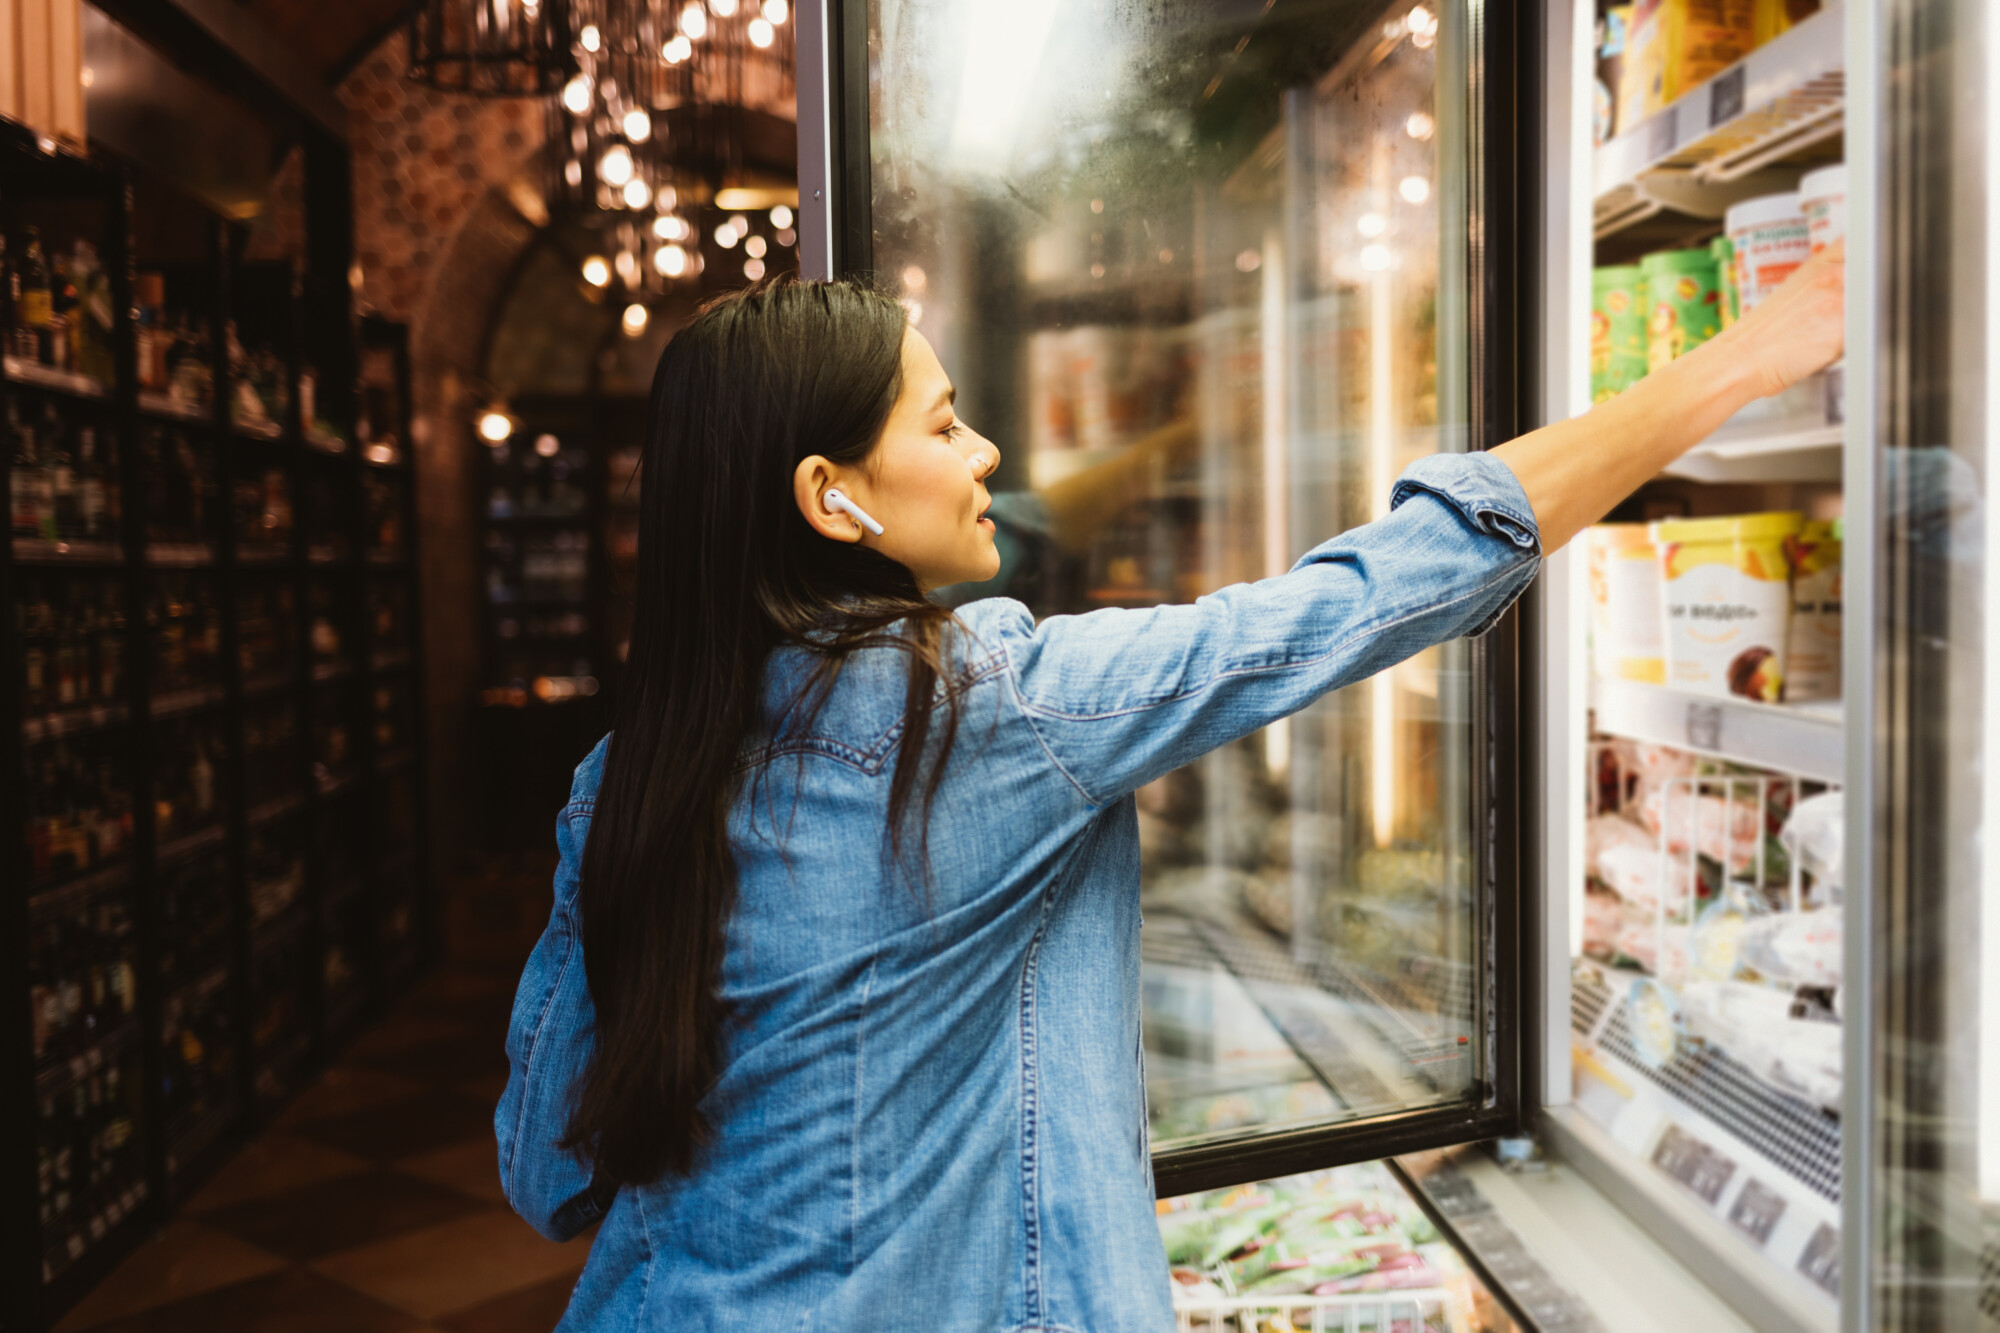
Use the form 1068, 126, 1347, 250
496, 451, 1542, 1332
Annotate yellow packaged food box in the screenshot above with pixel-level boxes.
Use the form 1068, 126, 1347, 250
1754, 0, 1820, 47
1621, 0, 1755, 129
1653, 511, 1802, 701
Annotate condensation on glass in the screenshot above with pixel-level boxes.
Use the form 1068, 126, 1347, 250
867, 0, 1481, 1148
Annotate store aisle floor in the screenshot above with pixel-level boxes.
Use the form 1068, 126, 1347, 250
53, 857, 589, 1333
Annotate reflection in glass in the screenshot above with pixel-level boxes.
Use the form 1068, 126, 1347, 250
870, 0, 1481, 1147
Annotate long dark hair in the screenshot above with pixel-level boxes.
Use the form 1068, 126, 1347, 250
562, 277, 964, 1185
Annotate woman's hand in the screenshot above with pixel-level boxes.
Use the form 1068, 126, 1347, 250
1490, 238, 1847, 555
1707, 238, 1846, 399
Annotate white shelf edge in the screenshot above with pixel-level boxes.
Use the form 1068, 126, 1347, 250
1589, 678, 1844, 783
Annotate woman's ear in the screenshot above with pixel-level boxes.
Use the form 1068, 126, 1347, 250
794, 455, 864, 543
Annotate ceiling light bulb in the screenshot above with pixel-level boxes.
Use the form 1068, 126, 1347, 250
534, 433, 560, 456
655, 184, 678, 211
477, 410, 513, 442
580, 23, 601, 51
729, 213, 749, 236
623, 109, 652, 142
623, 178, 652, 209
745, 235, 767, 258
657, 244, 689, 276
775, 227, 796, 247
711, 0, 738, 15
561, 73, 592, 114
1361, 244, 1392, 271
622, 304, 649, 336
714, 224, 739, 249
769, 204, 793, 229
1357, 212, 1387, 237
581, 255, 611, 287
762, 0, 789, 22
1408, 5, 1434, 33
1405, 111, 1434, 140
748, 17, 774, 46
599, 143, 634, 187
652, 214, 674, 239
663, 34, 692, 62
680, 3, 707, 39
744, 257, 766, 280
615, 250, 641, 284
564, 159, 583, 188
1399, 175, 1430, 203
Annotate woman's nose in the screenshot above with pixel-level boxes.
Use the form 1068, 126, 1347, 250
965, 435, 1000, 481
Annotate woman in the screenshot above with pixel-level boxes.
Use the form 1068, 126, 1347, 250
498, 252, 1844, 1330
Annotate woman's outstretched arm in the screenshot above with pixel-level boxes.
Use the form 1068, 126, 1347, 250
1493, 241, 1846, 554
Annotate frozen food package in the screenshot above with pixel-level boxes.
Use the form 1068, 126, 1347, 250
1583, 887, 1627, 959
1611, 905, 1690, 977
1590, 269, 1649, 402
1754, 0, 1821, 45
1622, 0, 1755, 130
1610, 737, 1699, 787
1681, 980, 1842, 1111
1641, 247, 1724, 372
1779, 789, 1845, 892
1783, 519, 1842, 701
1595, 6, 1634, 144
1627, 977, 1683, 1068
1735, 908, 1842, 988
1586, 525, 1665, 681
1689, 889, 1770, 982
1725, 193, 1810, 315
1654, 511, 1802, 701
1638, 782, 1766, 874
1798, 163, 1846, 256
1587, 813, 1698, 914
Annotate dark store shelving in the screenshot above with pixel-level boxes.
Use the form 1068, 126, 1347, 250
3, 134, 433, 1330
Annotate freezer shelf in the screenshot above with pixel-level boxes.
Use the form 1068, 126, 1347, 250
1589, 680, 1843, 783
1593, 3, 1844, 239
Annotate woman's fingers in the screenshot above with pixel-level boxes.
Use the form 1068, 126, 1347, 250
1727, 238, 1846, 400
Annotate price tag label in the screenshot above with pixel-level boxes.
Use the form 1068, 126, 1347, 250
1797, 1222, 1841, 1295
1710, 65, 1747, 127
1684, 701, 1723, 752
1651, 1122, 1736, 1205
1728, 1177, 1788, 1246
1647, 106, 1679, 161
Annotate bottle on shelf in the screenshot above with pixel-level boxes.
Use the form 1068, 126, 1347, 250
66, 238, 114, 385
25, 737, 134, 883
14, 226, 56, 366
28, 890, 137, 1066
134, 273, 168, 392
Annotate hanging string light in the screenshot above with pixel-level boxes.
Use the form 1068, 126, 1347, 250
407, 0, 577, 96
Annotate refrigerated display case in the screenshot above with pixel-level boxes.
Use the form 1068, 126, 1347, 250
803, 0, 1996, 1328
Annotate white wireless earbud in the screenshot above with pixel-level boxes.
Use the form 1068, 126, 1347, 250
823, 488, 884, 537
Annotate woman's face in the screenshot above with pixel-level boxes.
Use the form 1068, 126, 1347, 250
794, 327, 1002, 591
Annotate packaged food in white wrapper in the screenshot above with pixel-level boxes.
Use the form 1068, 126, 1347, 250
1779, 790, 1845, 896
1735, 908, 1842, 989
1586, 814, 1697, 915
1681, 980, 1843, 1112
1639, 783, 1764, 874
1581, 888, 1689, 976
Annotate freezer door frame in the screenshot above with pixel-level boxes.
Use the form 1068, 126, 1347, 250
795, 0, 1548, 1195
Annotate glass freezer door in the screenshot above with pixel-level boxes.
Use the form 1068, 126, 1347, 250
800, 0, 1534, 1190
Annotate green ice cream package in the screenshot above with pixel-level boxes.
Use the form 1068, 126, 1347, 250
1591, 265, 1649, 402
1643, 247, 1723, 373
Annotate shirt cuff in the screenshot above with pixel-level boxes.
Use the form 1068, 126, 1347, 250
1389, 451, 1542, 555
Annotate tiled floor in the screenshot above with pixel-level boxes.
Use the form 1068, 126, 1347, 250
55, 857, 588, 1333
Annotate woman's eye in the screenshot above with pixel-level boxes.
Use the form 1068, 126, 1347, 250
942, 422, 965, 440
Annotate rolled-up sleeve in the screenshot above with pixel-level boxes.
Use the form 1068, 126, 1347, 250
985, 451, 1541, 805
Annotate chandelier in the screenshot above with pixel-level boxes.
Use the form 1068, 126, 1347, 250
407, 0, 578, 97
544, 0, 797, 322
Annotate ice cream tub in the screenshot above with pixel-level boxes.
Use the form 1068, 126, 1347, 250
1642, 248, 1723, 372
1799, 163, 1846, 257
1783, 517, 1842, 701
1725, 192, 1810, 314
1711, 235, 1739, 328
1586, 524, 1665, 682
1653, 511, 1803, 701
1590, 266, 1649, 402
